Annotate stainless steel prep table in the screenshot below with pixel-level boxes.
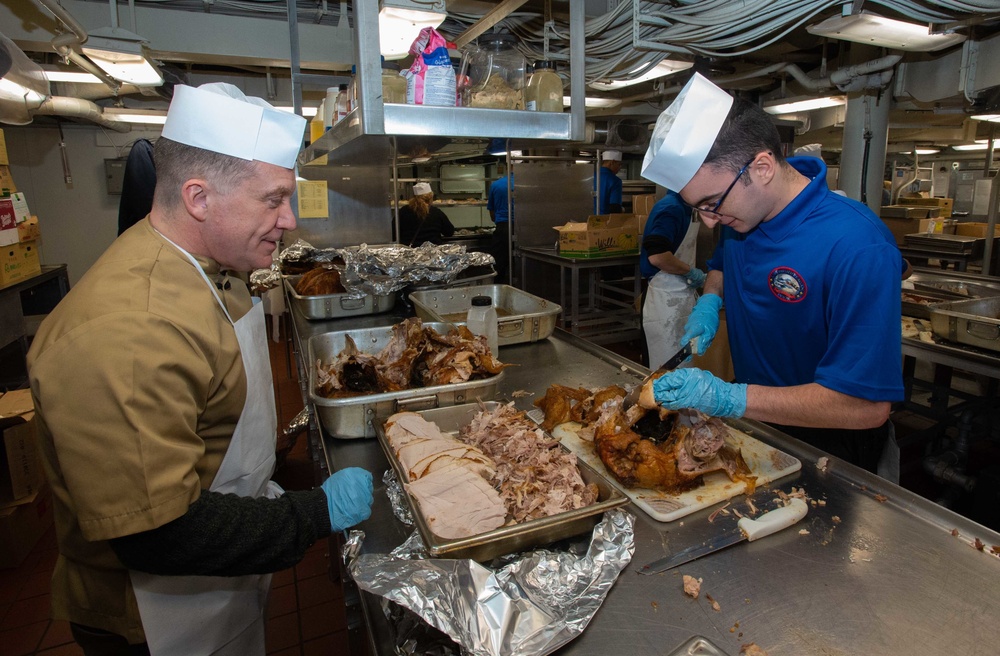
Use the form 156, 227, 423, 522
287, 304, 1000, 656
518, 246, 641, 344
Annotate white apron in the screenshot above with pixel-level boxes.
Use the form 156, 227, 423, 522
643, 219, 700, 367
131, 237, 281, 656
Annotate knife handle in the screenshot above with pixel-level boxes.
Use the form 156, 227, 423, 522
738, 498, 808, 541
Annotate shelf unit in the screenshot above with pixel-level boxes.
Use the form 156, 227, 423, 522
296, 1, 586, 168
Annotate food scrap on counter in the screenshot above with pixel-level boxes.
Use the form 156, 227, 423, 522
682, 574, 701, 598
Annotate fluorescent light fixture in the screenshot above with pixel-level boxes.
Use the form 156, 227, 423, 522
562, 96, 621, 108
806, 13, 966, 52
900, 148, 941, 155
972, 114, 1000, 123
487, 138, 507, 156
952, 143, 998, 151
43, 70, 104, 84
103, 108, 168, 125
379, 0, 446, 61
81, 27, 163, 86
275, 106, 319, 118
763, 96, 847, 115
589, 59, 693, 91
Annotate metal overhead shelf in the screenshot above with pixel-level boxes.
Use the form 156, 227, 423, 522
296, 0, 586, 168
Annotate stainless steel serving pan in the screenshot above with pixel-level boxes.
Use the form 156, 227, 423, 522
308, 323, 504, 438
901, 289, 957, 320
927, 297, 1000, 352
408, 284, 561, 347
285, 275, 396, 321
374, 402, 628, 561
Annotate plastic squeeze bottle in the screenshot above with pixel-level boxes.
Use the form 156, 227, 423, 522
466, 296, 499, 358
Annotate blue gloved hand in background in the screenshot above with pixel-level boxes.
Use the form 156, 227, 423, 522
651, 368, 747, 418
681, 293, 722, 355
321, 468, 373, 531
683, 267, 707, 288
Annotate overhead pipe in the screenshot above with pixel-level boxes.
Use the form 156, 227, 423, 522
32, 96, 131, 132
619, 55, 902, 105
36, 0, 122, 95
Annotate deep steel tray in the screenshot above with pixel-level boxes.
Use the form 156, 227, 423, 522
901, 289, 956, 320
374, 402, 628, 561
285, 275, 396, 321
308, 323, 504, 438
927, 296, 1000, 352
408, 284, 561, 347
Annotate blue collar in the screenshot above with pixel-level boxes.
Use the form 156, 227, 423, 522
756, 157, 829, 243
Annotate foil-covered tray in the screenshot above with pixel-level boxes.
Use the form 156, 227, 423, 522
409, 284, 561, 347
374, 402, 628, 561
927, 296, 1000, 352
284, 275, 396, 320
308, 324, 504, 439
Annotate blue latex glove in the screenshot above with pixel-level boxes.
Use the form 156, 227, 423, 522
681, 293, 722, 356
321, 468, 373, 531
651, 368, 747, 418
683, 267, 707, 288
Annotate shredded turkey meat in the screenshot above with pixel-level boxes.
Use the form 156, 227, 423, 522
458, 402, 599, 523
315, 318, 511, 398
383, 406, 600, 539
535, 382, 756, 494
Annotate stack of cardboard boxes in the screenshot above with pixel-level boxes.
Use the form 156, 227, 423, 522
0, 389, 52, 568
554, 214, 642, 258
0, 128, 42, 286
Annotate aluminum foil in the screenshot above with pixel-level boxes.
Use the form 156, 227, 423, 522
347, 505, 635, 656
275, 240, 495, 298
249, 264, 281, 292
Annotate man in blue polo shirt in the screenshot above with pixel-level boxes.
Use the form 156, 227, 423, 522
487, 171, 512, 284
638, 73, 903, 478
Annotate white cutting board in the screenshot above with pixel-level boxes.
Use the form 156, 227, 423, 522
548, 420, 801, 523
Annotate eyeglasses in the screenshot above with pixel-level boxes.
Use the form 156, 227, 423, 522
697, 156, 756, 216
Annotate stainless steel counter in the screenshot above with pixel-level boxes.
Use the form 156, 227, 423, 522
287, 303, 1000, 655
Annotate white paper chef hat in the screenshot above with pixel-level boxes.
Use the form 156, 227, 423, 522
793, 143, 824, 161
162, 83, 306, 169
601, 150, 623, 161
641, 73, 734, 191
412, 182, 432, 196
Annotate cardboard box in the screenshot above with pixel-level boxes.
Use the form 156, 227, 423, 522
10, 192, 29, 224
903, 197, 954, 218
0, 165, 16, 194
554, 214, 641, 258
0, 483, 53, 569
880, 205, 941, 219
0, 198, 17, 247
0, 390, 42, 506
17, 215, 40, 243
955, 222, 1000, 239
918, 218, 957, 234
882, 217, 920, 245
631, 194, 657, 216
0, 240, 40, 285
0, 128, 7, 166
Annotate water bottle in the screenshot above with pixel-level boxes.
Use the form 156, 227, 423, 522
466, 296, 498, 358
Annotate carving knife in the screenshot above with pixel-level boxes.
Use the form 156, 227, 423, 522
621, 340, 693, 410
638, 498, 809, 575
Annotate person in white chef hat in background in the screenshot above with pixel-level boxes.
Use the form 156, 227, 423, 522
638, 73, 903, 480
28, 83, 374, 655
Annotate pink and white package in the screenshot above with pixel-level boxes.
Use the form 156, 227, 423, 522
403, 27, 457, 107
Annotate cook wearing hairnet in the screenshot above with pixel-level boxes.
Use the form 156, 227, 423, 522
399, 182, 455, 246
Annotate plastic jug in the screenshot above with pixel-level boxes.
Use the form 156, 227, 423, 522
466, 296, 498, 358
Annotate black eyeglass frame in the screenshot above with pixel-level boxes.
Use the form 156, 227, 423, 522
697, 156, 758, 216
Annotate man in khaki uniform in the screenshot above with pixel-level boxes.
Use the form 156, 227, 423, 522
28, 84, 374, 655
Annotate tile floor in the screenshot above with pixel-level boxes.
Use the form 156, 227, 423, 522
0, 320, 353, 655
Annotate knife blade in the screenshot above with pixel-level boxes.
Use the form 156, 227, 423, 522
622, 341, 693, 410
637, 498, 809, 575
